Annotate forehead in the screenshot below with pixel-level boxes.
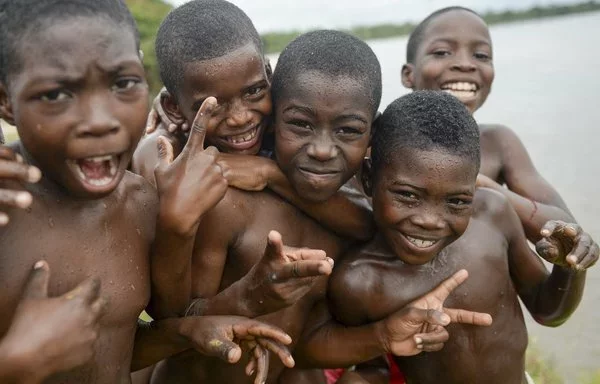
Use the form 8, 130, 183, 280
279, 70, 372, 116
420, 10, 491, 48
12, 16, 139, 86
379, 147, 477, 187
181, 43, 265, 97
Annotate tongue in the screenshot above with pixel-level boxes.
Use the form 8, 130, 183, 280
78, 160, 108, 180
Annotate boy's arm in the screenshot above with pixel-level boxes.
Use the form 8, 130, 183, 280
479, 125, 574, 240
497, 190, 590, 326
217, 153, 374, 240
294, 270, 492, 368
148, 98, 228, 319
130, 129, 186, 187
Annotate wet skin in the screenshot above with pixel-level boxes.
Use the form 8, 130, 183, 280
0, 17, 155, 383
329, 149, 586, 384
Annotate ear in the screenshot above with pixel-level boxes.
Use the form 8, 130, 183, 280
0, 83, 15, 126
401, 63, 415, 89
160, 91, 186, 126
264, 57, 273, 82
361, 157, 373, 197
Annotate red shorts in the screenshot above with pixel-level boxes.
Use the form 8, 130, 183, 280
324, 355, 405, 384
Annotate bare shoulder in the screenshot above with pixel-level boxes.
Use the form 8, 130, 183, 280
329, 246, 392, 326
479, 123, 516, 138
473, 187, 516, 235
118, 171, 159, 240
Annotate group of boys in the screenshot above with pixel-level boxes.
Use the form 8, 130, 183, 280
0, 1, 596, 384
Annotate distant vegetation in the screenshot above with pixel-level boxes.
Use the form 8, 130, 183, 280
126, 0, 600, 94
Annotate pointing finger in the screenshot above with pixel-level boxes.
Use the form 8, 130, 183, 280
423, 269, 469, 303
22, 260, 50, 299
186, 97, 218, 152
444, 307, 493, 326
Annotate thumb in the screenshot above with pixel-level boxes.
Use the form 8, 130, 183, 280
186, 96, 217, 153
22, 260, 50, 299
157, 136, 174, 167
203, 338, 242, 364
264, 230, 286, 262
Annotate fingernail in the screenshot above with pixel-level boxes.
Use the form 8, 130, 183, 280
417, 344, 423, 349
34, 260, 45, 269
415, 337, 423, 344
541, 229, 550, 236
441, 314, 450, 324
28, 167, 41, 182
16, 192, 32, 208
0, 214, 8, 225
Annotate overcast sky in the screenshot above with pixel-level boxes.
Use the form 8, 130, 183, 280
165, 0, 581, 32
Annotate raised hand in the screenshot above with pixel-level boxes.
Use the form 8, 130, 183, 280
376, 269, 492, 357
154, 97, 228, 236
536, 220, 598, 270
1, 261, 106, 382
177, 315, 294, 384
145, 88, 189, 134
0, 145, 41, 225
244, 231, 334, 315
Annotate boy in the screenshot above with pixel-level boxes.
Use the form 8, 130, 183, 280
325, 91, 594, 383
0, 1, 295, 382
133, 0, 373, 242
400, 6, 598, 264
149, 30, 493, 384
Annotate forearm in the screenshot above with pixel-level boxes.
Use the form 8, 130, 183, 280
148, 219, 196, 318
485, 184, 574, 242
268, 169, 374, 240
529, 266, 586, 327
294, 319, 385, 369
0, 341, 40, 384
131, 318, 189, 372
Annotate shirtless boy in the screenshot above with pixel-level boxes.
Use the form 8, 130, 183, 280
0, 1, 295, 382
400, 6, 598, 262
326, 91, 595, 384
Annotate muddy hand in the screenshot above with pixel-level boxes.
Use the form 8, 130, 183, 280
537, 220, 598, 270
154, 97, 228, 236
0, 145, 41, 225
2, 261, 106, 380
244, 230, 333, 314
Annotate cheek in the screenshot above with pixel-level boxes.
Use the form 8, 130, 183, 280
275, 130, 305, 168
341, 142, 369, 174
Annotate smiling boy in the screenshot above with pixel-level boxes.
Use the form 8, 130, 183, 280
325, 91, 593, 384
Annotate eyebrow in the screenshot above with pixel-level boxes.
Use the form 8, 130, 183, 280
334, 113, 369, 124
430, 37, 491, 47
391, 181, 473, 195
283, 105, 316, 116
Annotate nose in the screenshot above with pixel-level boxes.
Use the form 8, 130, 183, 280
410, 208, 446, 231
78, 93, 119, 137
451, 50, 476, 72
306, 132, 339, 162
225, 100, 252, 127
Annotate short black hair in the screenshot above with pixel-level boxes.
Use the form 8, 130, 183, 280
371, 90, 480, 176
271, 30, 382, 116
156, 0, 263, 96
406, 6, 482, 63
0, 0, 139, 85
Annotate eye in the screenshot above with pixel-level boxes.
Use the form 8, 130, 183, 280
289, 119, 312, 130
39, 89, 70, 102
393, 190, 419, 203
447, 198, 472, 210
432, 49, 451, 57
474, 52, 491, 61
112, 78, 140, 92
247, 85, 265, 96
335, 127, 363, 136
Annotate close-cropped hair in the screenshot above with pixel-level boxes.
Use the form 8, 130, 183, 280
271, 30, 382, 116
406, 6, 482, 63
371, 90, 480, 174
0, 0, 139, 85
155, 0, 263, 95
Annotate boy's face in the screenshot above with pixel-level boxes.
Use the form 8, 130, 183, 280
402, 10, 494, 114
371, 147, 476, 265
274, 71, 373, 202
0, 17, 148, 198
168, 43, 271, 155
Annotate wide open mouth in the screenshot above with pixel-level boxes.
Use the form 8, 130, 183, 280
66, 154, 122, 191
441, 81, 479, 104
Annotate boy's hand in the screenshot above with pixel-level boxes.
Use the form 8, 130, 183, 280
376, 269, 493, 357
217, 153, 275, 192
2, 261, 106, 381
145, 88, 189, 134
536, 220, 599, 270
0, 145, 41, 225
154, 97, 228, 236
475, 173, 501, 190
177, 315, 294, 384
245, 231, 334, 315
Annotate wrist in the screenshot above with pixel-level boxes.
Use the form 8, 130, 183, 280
372, 319, 391, 355
0, 341, 42, 384
157, 205, 198, 238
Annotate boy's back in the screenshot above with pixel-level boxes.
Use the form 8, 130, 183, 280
151, 187, 344, 383
0, 169, 156, 383
331, 188, 531, 383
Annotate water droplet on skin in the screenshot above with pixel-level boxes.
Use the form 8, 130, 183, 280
48, 217, 54, 228
103, 203, 107, 209
136, 228, 141, 235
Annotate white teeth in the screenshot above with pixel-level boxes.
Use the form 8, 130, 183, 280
227, 127, 258, 144
406, 236, 437, 248
66, 154, 119, 188
88, 155, 113, 163
441, 82, 477, 91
